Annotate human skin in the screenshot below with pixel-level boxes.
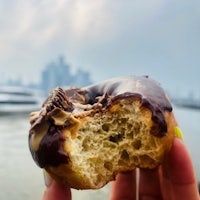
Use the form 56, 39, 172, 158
42, 138, 200, 200
43, 181, 71, 200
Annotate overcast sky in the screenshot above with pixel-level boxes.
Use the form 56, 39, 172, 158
0, 0, 200, 97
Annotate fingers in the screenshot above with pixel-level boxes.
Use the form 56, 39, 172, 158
110, 169, 163, 200
139, 168, 162, 200
110, 170, 136, 200
110, 138, 200, 200
161, 138, 199, 200
42, 181, 71, 200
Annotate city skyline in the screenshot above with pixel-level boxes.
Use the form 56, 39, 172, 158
0, 0, 200, 98
0, 56, 93, 93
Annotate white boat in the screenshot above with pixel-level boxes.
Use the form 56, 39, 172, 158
0, 86, 44, 114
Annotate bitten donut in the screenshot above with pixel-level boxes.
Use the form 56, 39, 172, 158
29, 76, 177, 189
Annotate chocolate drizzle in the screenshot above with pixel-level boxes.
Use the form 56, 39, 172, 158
43, 87, 74, 113
29, 75, 173, 168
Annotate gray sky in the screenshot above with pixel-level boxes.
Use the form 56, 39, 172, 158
0, 0, 200, 97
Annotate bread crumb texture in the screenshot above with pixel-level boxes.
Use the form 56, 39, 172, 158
47, 99, 171, 189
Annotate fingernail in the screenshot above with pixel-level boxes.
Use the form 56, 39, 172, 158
43, 170, 53, 187
174, 126, 184, 140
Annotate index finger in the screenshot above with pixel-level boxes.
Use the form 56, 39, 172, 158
110, 170, 136, 200
43, 181, 71, 200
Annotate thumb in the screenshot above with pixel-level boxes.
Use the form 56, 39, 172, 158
42, 173, 71, 200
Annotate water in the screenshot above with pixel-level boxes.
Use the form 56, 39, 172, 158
0, 105, 200, 200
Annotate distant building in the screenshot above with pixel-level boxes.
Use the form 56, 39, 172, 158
40, 56, 92, 93
72, 69, 92, 88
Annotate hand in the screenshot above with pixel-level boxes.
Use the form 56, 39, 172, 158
42, 138, 200, 200
110, 138, 200, 200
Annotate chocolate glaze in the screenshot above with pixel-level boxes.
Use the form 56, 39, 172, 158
29, 88, 73, 168
84, 76, 171, 111
29, 125, 69, 168
83, 76, 172, 137
29, 76, 172, 168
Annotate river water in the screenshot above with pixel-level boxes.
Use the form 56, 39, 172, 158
0, 105, 200, 199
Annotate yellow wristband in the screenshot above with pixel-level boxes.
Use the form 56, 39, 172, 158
174, 126, 184, 140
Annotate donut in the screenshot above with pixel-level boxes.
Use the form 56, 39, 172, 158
28, 76, 177, 189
